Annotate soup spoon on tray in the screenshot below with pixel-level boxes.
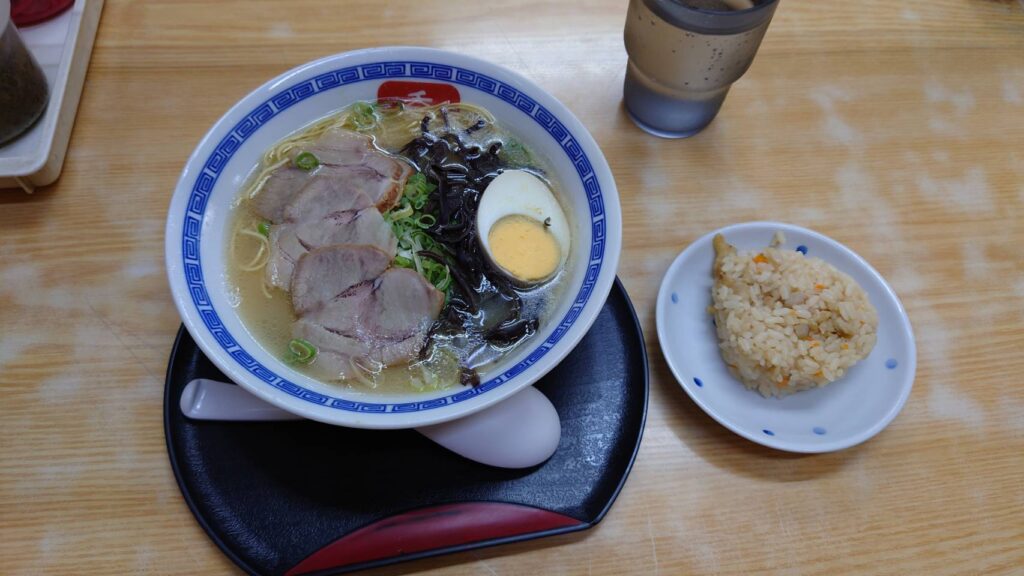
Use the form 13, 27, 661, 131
180, 378, 561, 469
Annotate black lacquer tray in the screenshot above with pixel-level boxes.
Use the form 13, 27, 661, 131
164, 279, 648, 575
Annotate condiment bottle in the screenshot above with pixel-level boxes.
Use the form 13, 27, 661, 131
0, 0, 50, 146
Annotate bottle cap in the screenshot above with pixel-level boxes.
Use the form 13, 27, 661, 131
11, 0, 75, 27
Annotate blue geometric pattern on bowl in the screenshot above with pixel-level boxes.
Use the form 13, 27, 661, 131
181, 61, 606, 413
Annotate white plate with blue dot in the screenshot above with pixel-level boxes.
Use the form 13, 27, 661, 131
656, 222, 916, 453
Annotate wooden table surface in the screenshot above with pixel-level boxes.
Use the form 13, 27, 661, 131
3, 0, 1023, 574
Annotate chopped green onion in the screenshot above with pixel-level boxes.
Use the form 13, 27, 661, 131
347, 101, 377, 131
287, 338, 317, 364
403, 172, 436, 209
294, 152, 319, 171
257, 221, 271, 237
415, 214, 436, 229
389, 204, 414, 221
384, 171, 452, 297
417, 251, 452, 294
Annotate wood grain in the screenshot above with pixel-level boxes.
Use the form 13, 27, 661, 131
2, 0, 1023, 574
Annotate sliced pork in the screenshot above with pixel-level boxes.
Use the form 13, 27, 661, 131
302, 129, 377, 166
265, 226, 306, 291
289, 245, 445, 378
245, 128, 442, 380
264, 208, 397, 290
305, 130, 413, 212
252, 128, 412, 222
292, 319, 370, 381
282, 176, 374, 223
298, 210, 396, 255
252, 167, 308, 223
251, 128, 415, 293
293, 319, 425, 382
304, 269, 443, 341
360, 268, 446, 340
290, 245, 391, 316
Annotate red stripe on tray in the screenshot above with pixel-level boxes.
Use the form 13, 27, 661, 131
285, 502, 582, 575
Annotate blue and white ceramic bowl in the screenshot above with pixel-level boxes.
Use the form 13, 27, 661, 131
165, 47, 621, 429
656, 222, 915, 453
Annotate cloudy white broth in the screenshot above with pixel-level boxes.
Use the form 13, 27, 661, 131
227, 100, 571, 394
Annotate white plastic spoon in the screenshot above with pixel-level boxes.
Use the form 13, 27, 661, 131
180, 379, 561, 469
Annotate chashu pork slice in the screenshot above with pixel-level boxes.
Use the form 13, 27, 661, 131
291, 318, 371, 382
359, 268, 445, 341
251, 167, 309, 223
251, 128, 412, 221
265, 209, 397, 291
304, 268, 444, 341
264, 180, 396, 291
282, 176, 375, 223
288, 244, 392, 317
290, 251, 445, 379
291, 312, 426, 382
304, 129, 412, 212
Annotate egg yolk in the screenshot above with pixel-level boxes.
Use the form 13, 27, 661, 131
488, 215, 560, 281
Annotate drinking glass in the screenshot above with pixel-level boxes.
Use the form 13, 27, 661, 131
623, 0, 780, 138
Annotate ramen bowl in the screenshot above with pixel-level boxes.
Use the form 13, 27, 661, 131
165, 47, 621, 429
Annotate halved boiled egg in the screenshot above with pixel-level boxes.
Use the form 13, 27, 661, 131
477, 170, 571, 284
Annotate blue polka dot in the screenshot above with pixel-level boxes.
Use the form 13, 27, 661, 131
671, 292, 679, 304
693, 377, 703, 388
762, 429, 775, 436
886, 358, 898, 370
795, 245, 808, 255
813, 427, 827, 435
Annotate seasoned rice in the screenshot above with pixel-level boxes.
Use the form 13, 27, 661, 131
710, 233, 878, 397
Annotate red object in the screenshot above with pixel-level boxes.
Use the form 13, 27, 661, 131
285, 502, 582, 575
377, 81, 461, 106
11, 0, 75, 27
